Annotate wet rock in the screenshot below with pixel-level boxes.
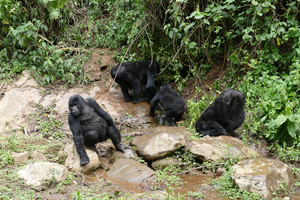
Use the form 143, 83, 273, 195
216, 168, 226, 176
18, 162, 68, 190
16, 70, 39, 87
12, 152, 29, 164
151, 157, 179, 169
64, 143, 101, 173
110, 148, 138, 163
231, 158, 295, 200
0, 88, 41, 131
31, 150, 47, 161
189, 135, 258, 162
131, 126, 189, 161
107, 158, 156, 182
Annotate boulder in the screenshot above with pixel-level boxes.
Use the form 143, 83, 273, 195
12, 152, 29, 164
0, 88, 41, 131
151, 157, 179, 169
64, 143, 101, 173
107, 158, 156, 182
16, 70, 39, 87
18, 162, 68, 190
31, 150, 47, 161
189, 135, 258, 162
231, 158, 295, 200
131, 126, 189, 161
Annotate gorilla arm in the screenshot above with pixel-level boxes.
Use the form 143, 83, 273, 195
149, 93, 161, 116
68, 114, 90, 166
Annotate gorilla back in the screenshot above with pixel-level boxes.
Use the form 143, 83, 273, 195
111, 61, 160, 104
195, 89, 245, 137
68, 94, 124, 166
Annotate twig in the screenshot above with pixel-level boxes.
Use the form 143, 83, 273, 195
37, 33, 54, 46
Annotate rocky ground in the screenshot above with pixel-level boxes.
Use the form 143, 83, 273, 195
0, 50, 299, 200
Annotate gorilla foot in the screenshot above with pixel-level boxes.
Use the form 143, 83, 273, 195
80, 156, 90, 166
133, 98, 147, 104
124, 95, 133, 102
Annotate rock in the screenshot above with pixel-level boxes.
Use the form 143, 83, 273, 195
12, 152, 29, 164
0, 88, 41, 131
16, 70, 39, 87
231, 158, 295, 200
64, 143, 101, 173
107, 158, 156, 182
89, 86, 101, 98
18, 162, 68, 189
109, 149, 138, 164
31, 150, 47, 161
216, 168, 226, 176
151, 157, 179, 169
189, 135, 258, 162
131, 126, 189, 161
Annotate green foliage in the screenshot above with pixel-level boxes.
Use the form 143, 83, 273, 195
187, 191, 205, 199
37, 116, 64, 138
173, 147, 197, 168
156, 165, 182, 188
0, 147, 13, 168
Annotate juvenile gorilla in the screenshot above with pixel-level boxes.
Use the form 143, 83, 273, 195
111, 61, 160, 103
149, 83, 185, 126
195, 88, 245, 137
68, 94, 125, 166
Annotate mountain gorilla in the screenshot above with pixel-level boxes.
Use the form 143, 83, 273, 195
111, 61, 160, 104
68, 94, 125, 166
149, 83, 186, 126
195, 88, 245, 137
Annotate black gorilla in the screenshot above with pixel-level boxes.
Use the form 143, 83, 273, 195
111, 61, 160, 103
68, 94, 125, 166
195, 88, 245, 137
149, 83, 186, 126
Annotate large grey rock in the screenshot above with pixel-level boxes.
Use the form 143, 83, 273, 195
12, 152, 29, 164
64, 143, 101, 173
131, 126, 189, 161
107, 158, 156, 182
0, 88, 41, 131
18, 162, 68, 189
16, 70, 39, 87
231, 158, 295, 200
189, 135, 258, 162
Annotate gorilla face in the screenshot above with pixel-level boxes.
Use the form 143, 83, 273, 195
70, 102, 80, 116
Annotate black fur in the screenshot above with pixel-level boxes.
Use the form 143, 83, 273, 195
150, 83, 185, 126
111, 61, 160, 103
195, 88, 245, 136
68, 94, 125, 166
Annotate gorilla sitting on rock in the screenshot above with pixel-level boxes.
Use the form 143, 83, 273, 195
195, 88, 245, 137
111, 61, 160, 103
150, 83, 185, 126
68, 94, 125, 166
